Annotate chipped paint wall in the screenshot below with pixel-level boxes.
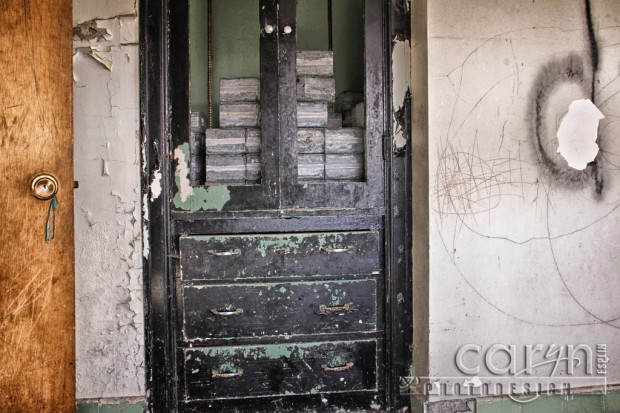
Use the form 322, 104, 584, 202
73, 0, 144, 400
69, 0, 620, 406
427, 0, 620, 401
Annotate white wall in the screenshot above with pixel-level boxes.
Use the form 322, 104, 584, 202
70, 0, 620, 404
73, 0, 144, 400
428, 0, 620, 400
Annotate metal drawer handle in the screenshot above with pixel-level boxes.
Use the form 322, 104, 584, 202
320, 246, 354, 254
319, 304, 351, 312
212, 369, 244, 379
210, 308, 244, 316
321, 362, 354, 372
208, 248, 241, 257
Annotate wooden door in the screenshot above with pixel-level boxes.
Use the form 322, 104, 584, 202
0, 1, 74, 411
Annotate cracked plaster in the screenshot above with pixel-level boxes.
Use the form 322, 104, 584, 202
73, 0, 144, 400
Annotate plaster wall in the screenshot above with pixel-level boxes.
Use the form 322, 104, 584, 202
428, 0, 620, 400
73, 0, 144, 400
69, 0, 620, 406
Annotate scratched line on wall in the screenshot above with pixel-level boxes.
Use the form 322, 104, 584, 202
430, 0, 620, 328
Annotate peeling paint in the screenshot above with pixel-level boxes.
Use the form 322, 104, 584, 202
184, 341, 377, 400
102, 159, 110, 176
73, 19, 110, 42
173, 143, 231, 211
73, 46, 113, 72
256, 237, 302, 257
149, 167, 162, 201
142, 193, 149, 260
90, 49, 113, 71
174, 145, 193, 202
392, 39, 411, 153
73, 3, 144, 400
73, 0, 137, 27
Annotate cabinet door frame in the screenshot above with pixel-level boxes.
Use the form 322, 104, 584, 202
278, 0, 386, 210
168, 0, 386, 212
168, 0, 280, 212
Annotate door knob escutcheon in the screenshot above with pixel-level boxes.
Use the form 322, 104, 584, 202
30, 173, 59, 200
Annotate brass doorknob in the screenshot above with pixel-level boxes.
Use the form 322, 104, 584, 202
30, 173, 59, 200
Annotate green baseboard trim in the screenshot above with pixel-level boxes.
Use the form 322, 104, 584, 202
75, 388, 620, 413
477, 387, 620, 413
409, 394, 426, 413
76, 399, 145, 413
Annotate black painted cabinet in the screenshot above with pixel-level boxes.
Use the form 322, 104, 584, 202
172, 0, 384, 213
142, 0, 412, 411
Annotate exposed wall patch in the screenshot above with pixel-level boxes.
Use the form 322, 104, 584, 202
142, 193, 150, 260
556, 99, 604, 170
530, 0, 604, 193
149, 167, 162, 201
392, 39, 411, 153
530, 54, 595, 187
173, 143, 231, 211
174, 145, 193, 202
73, 19, 109, 42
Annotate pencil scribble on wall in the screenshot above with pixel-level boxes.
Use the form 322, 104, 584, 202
434, 136, 525, 219
430, 0, 620, 329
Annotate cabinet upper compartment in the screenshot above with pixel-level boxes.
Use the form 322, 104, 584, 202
170, 0, 386, 212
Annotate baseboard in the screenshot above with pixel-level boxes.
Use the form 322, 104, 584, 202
76, 398, 145, 413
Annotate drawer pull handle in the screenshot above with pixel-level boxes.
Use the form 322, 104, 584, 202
208, 248, 241, 257
320, 246, 354, 254
212, 369, 244, 379
321, 362, 354, 372
319, 304, 351, 312
210, 308, 244, 316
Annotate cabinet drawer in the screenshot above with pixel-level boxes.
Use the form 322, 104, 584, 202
183, 340, 377, 401
183, 280, 376, 340
180, 231, 381, 281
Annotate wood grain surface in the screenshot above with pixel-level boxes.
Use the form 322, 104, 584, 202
0, 0, 74, 410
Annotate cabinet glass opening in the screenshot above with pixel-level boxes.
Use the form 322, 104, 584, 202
189, 0, 261, 185
189, 0, 365, 186
296, 0, 365, 183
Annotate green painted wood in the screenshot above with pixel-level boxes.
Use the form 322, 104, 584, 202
180, 231, 381, 281
606, 390, 620, 412
564, 394, 605, 413
477, 398, 521, 413
75, 401, 145, 413
183, 279, 377, 339
75, 403, 99, 413
476, 389, 620, 412
183, 340, 377, 400
99, 401, 145, 413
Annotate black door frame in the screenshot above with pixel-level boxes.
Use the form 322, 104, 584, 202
140, 0, 412, 411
